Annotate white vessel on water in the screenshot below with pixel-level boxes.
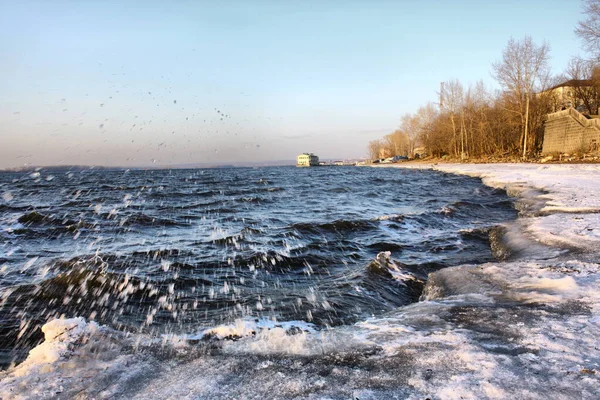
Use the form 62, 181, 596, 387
296, 153, 319, 167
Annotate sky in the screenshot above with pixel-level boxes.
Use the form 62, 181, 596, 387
0, 0, 587, 168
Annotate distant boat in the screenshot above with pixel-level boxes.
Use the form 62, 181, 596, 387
296, 153, 319, 167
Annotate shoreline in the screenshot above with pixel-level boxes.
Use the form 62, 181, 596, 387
376, 162, 600, 254
2, 164, 600, 399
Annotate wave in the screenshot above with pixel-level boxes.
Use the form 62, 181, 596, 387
327, 187, 351, 193
438, 199, 514, 216
211, 234, 245, 246
97, 184, 149, 191
372, 214, 404, 222
130, 248, 194, 259
205, 207, 241, 215
489, 225, 512, 260
164, 199, 224, 210
262, 187, 285, 192
450, 200, 488, 209
117, 212, 189, 227
0, 204, 30, 212
18, 211, 66, 225
290, 219, 378, 235
148, 189, 220, 199
234, 196, 272, 204
0, 242, 451, 369
459, 226, 492, 241
365, 241, 404, 252
231, 250, 331, 273
15, 211, 94, 232
0, 256, 153, 367
367, 251, 422, 286
0, 254, 233, 366
241, 226, 262, 235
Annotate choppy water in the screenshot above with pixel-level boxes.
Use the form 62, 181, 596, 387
0, 166, 516, 367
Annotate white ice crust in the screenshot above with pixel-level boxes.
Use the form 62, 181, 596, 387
2, 163, 600, 399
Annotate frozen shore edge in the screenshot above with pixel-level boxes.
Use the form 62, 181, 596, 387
2, 163, 600, 399
381, 162, 600, 254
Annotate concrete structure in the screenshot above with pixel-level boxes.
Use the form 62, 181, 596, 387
542, 108, 600, 154
296, 153, 319, 167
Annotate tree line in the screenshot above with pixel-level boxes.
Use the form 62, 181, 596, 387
369, 0, 600, 161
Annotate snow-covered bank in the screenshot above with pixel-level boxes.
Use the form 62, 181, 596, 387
2, 163, 600, 399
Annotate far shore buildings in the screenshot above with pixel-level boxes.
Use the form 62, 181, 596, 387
296, 153, 319, 167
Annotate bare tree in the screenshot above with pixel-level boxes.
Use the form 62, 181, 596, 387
463, 81, 489, 157
368, 140, 383, 160
440, 79, 464, 157
492, 36, 551, 159
414, 103, 438, 155
576, 0, 600, 57
397, 107, 438, 158
400, 113, 422, 157
384, 130, 409, 156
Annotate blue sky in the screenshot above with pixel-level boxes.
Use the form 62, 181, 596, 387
0, 0, 586, 167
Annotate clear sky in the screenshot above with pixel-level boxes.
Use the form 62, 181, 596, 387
0, 0, 586, 168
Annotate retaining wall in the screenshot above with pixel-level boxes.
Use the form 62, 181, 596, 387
542, 108, 600, 154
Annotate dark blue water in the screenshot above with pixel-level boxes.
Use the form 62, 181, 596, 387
0, 166, 516, 367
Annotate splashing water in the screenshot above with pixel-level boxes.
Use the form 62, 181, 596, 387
0, 166, 516, 367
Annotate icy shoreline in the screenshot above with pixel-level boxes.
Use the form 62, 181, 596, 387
2, 163, 600, 399
401, 163, 600, 254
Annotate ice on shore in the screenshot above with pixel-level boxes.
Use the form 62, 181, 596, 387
14, 318, 95, 376
2, 163, 600, 399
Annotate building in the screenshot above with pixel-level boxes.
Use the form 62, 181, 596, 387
413, 147, 427, 158
296, 153, 319, 167
542, 79, 599, 115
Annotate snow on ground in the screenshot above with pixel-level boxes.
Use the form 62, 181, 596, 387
2, 163, 600, 399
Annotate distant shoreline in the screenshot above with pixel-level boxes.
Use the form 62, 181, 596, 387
375, 154, 600, 166
4, 156, 600, 173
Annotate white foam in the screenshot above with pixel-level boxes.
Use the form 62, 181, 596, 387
186, 317, 316, 341
373, 213, 405, 221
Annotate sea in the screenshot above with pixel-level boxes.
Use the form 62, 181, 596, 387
0, 166, 517, 370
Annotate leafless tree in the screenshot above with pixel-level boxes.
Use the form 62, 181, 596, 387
368, 140, 383, 160
440, 79, 464, 157
575, 0, 600, 57
384, 130, 410, 156
400, 113, 421, 157
414, 103, 438, 155
463, 81, 489, 157
492, 36, 551, 159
